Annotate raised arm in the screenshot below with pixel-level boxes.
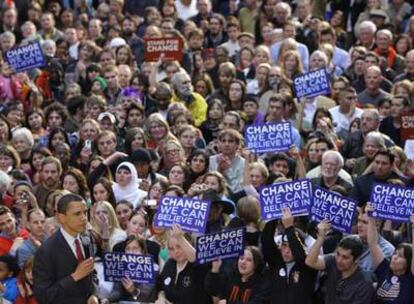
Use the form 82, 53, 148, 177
366, 203, 384, 269
170, 224, 196, 263
282, 208, 306, 263
305, 220, 330, 271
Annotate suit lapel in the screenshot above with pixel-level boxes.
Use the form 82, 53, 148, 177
56, 230, 79, 264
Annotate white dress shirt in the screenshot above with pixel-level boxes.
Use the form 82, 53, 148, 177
60, 227, 85, 260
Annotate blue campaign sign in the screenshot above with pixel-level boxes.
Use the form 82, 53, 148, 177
154, 196, 211, 233
369, 183, 414, 222
5, 41, 46, 72
309, 185, 357, 233
245, 122, 292, 153
196, 227, 245, 264
259, 179, 312, 220
103, 252, 155, 284
293, 68, 330, 98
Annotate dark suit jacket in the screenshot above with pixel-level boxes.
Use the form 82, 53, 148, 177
33, 230, 94, 304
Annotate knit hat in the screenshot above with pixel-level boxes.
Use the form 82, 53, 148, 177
93, 76, 107, 91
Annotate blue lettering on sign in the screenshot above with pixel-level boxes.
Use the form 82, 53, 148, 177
369, 183, 414, 222
259, 179, 312, 220
293, 68, 331, 98
5, 41, 46, 72
245, 122, 292, 153
154, 196, 211, 233
196, 228, 245, 264
309, 185, 357, 233
103, 252, 155, 284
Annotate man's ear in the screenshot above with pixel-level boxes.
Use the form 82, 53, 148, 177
56, 212, 65, 225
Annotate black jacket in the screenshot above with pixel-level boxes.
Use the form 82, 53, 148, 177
261, 222, 317, 304
204, 267, 270, 304
33, 230, 95, 304
157, 259, 210, 304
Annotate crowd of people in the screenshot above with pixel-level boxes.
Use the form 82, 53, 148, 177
0, 0, 412, 303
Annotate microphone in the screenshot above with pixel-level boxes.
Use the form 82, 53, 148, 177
81, 230, 96, 259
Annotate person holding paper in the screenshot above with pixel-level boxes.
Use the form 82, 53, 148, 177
261, 208, 317, 304
156, 224, 209, 304
266, 94, 302, 149
104, 235, 158, 303
305, 220, 375, 304
366, 204, 414, 304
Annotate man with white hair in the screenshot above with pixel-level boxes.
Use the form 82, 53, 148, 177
356, 20, 376, 50
357, 66, 391, 106
374, 29, 405, 75
274, 2, 291, 27
311, 150, 353, 195
171, 71, 207, 127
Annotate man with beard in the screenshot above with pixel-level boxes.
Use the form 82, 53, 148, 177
121, 17, 144, 64
259, 66, 283, 112
310, 151, 353, 195
148, 82, 172, 119
204, 13, 228, 48
171, 71, 207, 127
33, 157, 63, 210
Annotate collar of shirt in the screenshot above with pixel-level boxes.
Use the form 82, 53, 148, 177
60, 227, 84, 259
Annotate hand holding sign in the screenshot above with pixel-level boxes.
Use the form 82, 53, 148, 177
281, 208, 294, 228
171, 223, 184, 239
121, 277, 137, 294
317, 220, 331, 239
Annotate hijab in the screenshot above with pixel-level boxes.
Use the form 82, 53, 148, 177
112, 161, 147, 208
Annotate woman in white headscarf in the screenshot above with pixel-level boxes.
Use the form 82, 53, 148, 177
112, 161, 147, 208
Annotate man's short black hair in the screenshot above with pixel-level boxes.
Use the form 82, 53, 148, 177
337, 235, 364, 260
57, 193, 85, 214
269, 152, 290, 166
374, 148, 395, 164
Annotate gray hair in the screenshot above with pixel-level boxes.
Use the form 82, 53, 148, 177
359, 21, 377, 35
0, 170, 11, 194
364, 131, 386, 148
376, 29, 393, 41
42, 39, 56, 50
275, 2, 292, 18
171, 70, 190, 89
310, 50, 328, 65
0, 31, 15, 43
12, 127, 34, 147
322, 150, 344, 168
362, 108, 380, 122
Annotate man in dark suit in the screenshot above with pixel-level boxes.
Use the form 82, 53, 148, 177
33, 194, 98, 304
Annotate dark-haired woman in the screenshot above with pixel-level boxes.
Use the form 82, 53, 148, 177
367, 204, 414, 304
205, 246, 271, 304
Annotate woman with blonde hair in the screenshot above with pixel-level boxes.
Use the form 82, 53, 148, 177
144, 113, 176, 151
392, 80, 414, 105
228, 196, 262, 246
91, 200, 127, 251
280, 50, 303, 80
254, 45, 271, 65
159, 140, 186, 175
